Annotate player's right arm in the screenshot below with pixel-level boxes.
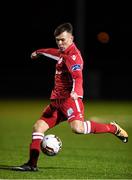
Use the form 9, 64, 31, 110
31, 48, 60, 61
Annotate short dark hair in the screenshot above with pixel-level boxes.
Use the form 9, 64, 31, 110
54, 22, 73, 37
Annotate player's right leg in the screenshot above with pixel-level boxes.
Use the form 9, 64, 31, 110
12, 104, 59, 171
12, 119, 49, 172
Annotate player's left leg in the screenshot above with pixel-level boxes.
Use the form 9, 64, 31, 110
69, 120, 128, 143
69, 119, 116, 134
63, 97, 128, 143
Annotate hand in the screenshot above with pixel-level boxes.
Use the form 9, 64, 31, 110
70, 91, 78, 100
31, 51, 38, 59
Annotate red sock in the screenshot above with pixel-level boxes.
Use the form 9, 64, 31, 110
28, 132, 44, 167
90, 120, 116, 134
28, 139, 41, 167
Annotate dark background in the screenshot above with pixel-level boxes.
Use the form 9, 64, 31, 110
1, 0, 132, 100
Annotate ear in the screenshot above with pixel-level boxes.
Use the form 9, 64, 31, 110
71, 35, 74, 42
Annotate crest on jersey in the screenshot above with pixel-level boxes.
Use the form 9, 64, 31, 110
71, 64, 81, 71
71, 55, 76, 61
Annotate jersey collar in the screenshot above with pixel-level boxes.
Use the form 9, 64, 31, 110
63, 43, 75, 54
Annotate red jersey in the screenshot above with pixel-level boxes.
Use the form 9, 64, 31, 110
35, 43, 83, 99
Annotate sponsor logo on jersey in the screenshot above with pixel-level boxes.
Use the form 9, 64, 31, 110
67, 108, 74, 117
71, 64, 81, 71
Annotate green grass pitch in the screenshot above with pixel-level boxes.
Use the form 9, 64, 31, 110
0, 99, 132, 179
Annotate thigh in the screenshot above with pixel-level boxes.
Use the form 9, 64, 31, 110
40, 103, 66, 128
61, 98, 84, 122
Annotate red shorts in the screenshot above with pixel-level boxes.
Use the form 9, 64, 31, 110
39, 97, 84, 128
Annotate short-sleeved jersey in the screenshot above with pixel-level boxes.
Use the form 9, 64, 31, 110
35, 43, 84, 99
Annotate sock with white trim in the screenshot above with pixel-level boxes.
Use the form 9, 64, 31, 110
84, 120, 116, 134
90, 120, 116, 134
83, 121, 91, 134
28, 132, 44, 167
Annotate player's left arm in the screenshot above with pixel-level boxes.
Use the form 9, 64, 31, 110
62, 53, 83, 100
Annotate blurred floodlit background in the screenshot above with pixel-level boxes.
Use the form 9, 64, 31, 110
0, 0, 132, 100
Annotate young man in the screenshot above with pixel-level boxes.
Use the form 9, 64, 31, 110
14, 23, 128, 171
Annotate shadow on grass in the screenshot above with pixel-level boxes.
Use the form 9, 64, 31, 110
40, 166, 87, 170
0, 165, 17, 171
0, 164, 86, 171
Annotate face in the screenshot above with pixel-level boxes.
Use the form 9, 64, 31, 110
55, 31, 73, 52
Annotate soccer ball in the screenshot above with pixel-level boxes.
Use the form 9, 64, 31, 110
41, 134, 62, 156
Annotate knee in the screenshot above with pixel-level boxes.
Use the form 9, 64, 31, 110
70, 121, 84, 134
33, 120, 49, 133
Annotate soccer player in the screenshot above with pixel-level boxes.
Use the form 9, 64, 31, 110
14, 22, 128, 171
